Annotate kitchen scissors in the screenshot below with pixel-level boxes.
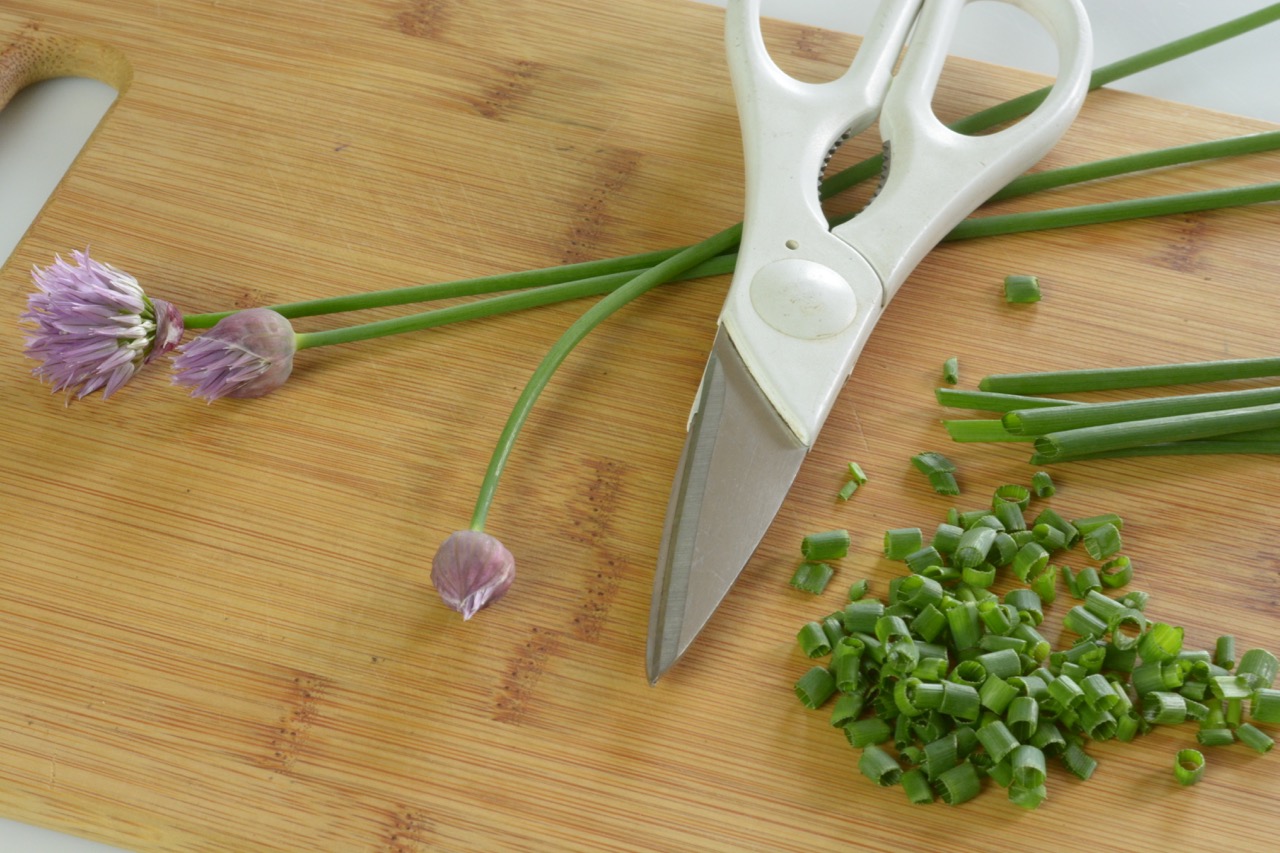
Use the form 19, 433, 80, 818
647, 0, 1093, 682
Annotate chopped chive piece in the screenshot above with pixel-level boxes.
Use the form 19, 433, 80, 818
848, 579, 870, 601
1029, 563, 1059, 604
992, 504, 1026, 536
943, 356, 960, 385
1047, 675, 1086, 711
841, 600, 884, 634
904, 545, 944, 574
994, 483, 1031, 510
1139, 623, 1185, 664
1174, 748, 1205, 785
884, 528, 925, 560
1143, 692, 1188, 726
931, 523, 964, 555
979, 676, 1019, 715
900, 768, 935, 804
1081, 523, 1122, 560
794, 666, 836, 709
1196, 728, 1235, 747
921, 732, 960, 780
858, 744, 903, 787
1008, 783, 1047, 810
1010, 542, 1049, 583
845, 717, 893, 748
935, 761, 982, 805
961, 564, 996, 589
1064, 606, 1108, 639
1009, 744, 1047, 789
801, 529, 850, 561
1031, 522, 1067, 551
1250, 688, 1280, 723
1074, 513, 1124, 534
1237, 649, 1279, 688
1033, 508, 1080, 547
790, 561, 835, 595
898, 575, 944, 610
830, 691, 866, 728
797, 621, 832, 658
1004, 589, 1044, 627
928, 471, 961, 496
837, 479, 860, 501
1031, 471, 1055, 498
1003, 274, 1042, 304
1099, 556, 1133, 588
975, 720, 1020, 764
847, 462, 868, 485
1064, 565, 1101, 599
954, 526, 997, 569
1214, 635, 1236, 671
946, 600, 982, 652
1236, 723, 1275, 754
912, 451, 958, 475
1060, 741, 1096, 780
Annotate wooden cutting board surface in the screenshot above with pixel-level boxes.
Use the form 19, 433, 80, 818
3, 1, 1280, 850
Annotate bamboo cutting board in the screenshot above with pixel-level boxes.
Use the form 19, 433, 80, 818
3, 1, 1280, 850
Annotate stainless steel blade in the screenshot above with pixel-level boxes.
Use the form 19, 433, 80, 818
647, 327, 808, 683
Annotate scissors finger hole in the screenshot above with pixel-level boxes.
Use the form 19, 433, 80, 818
932, 1, 1061, 136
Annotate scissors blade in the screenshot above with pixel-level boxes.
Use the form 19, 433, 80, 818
647, 326, 807, 683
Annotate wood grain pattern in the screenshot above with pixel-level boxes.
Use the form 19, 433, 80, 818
2, 1, 1279, 850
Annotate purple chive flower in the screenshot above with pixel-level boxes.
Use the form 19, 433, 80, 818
21, 249, 183, 399
431, 530, 516, 620
171, 308, 297, 401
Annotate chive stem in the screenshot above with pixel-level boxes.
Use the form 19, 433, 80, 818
291, 254, 733, 350
990, 131, 1280, 201
468, 224, 740, 530
1033, 403, 1280, 461
945, 182, 1280, 243
983, 356, 1280, 395
1003, 386, 1280, 435
181, 247, 688, 329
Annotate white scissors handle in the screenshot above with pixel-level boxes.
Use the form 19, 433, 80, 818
836, 0, 1095, 295
721, 0, 1092, 444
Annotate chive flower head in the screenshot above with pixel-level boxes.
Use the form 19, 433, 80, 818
171, 308, 297, 401
431, 530, 516, 620
21, 249, 183, 399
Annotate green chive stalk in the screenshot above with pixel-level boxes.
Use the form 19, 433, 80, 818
946, 182, 1280, 242
288, 253, 736, 350
982, 356, 1280, 394
468, 223, 742, 531
1033, 403, 1280, 461
989, 131, 1280, 201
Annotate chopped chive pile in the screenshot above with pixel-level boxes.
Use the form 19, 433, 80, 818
793, 475, 1278, 808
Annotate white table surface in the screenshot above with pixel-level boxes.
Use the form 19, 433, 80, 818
1, 1, 1276, 850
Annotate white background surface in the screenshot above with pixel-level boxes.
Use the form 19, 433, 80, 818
1, 1, 1277, 850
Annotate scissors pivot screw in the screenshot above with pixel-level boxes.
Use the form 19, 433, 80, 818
749, 258, 858, 339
